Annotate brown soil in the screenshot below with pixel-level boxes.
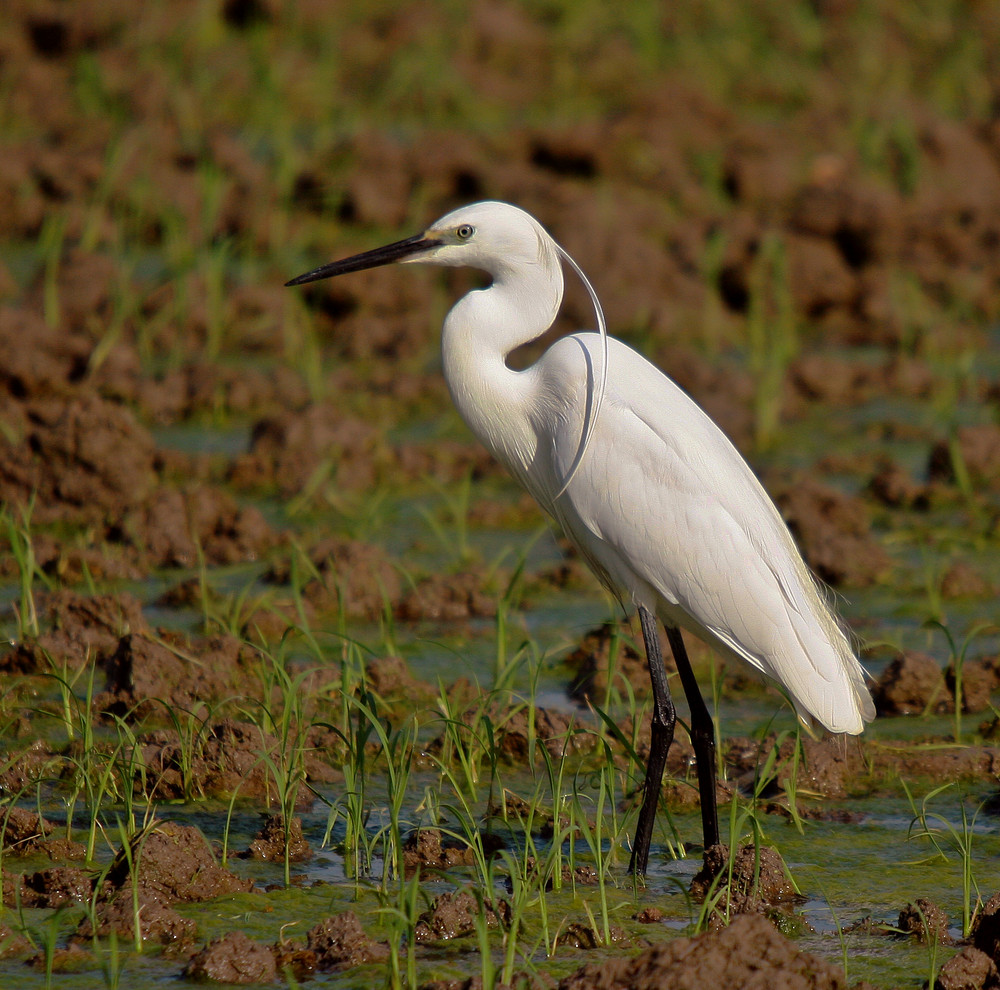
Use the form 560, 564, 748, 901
402, 828, 479, 877
898, 898, 953, 944
395, 570, 502, 622
129, 716, 336, 804
928, 426, 1000, 491
557, 913, 849, 989
263, 537, 402, 622
74, 893, 196, 947
6, 865, 93, 909
414, 888, 511, 943
364, 654, 439, 706
26, 942, 94, 974
241, 814, 312, 863
874, 651, 954, 715
556, 921, 629, 949
106, 821, 253, 906
934, 948, 1000, 990
565, 621, 669, 704
183, 931, 278, 985
304, 911, 390, 970
690, 843, 800, 928
98, 631, 261, 717
772, 477, 891, 588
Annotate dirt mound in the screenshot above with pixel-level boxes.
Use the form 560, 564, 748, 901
690, 844, 800, 926
106, 820, 252, 906
565, 621, 664, 704
772, 477, 891, 587
98, 631, 260, 716
874, 651, 951, 715
126, 485, 278, 569
129, 717, 333, 804
929, 425, 1000, 491
934, 947, 999, 990
402, 828, 479, 877
263, 537, 402, 621
183, 931, 277, 985
229, 404, 382, 496
414, 888, 510, 943
74, 893, 196, 946
558, 913, 848, 989
898, 898, 952, 944
241, 814, 311, 863
395, 570, 500, 622
0, 393, 156, 526
305, 911, 389, 970
0, 806, 53, 854
7, 866, 92, 909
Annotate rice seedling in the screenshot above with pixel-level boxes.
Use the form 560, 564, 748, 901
904, 780, 984, 938
745, 232, 798, 450
375, 869, 421, 990
38, 212, 68, 330
2, 500, 49, 641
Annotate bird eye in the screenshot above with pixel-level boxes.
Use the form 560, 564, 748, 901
456, 224, 475, 240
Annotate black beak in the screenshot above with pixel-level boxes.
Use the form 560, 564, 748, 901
284, 233, 440, 287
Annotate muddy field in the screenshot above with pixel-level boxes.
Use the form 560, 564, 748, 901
2, 1, 1000, 988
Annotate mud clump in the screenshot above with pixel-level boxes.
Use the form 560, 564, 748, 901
565, 621, 664, 704
263, 537, 402, 622
305, 911, 390, 970
74, 893, 196, 947
898, 898, 952, 944
127, 485, 278, 569
98, 632, 261, 718
364, 654, 437, 706
414, 888, 511, 943
556, 921, 629, 949
495, 705, 595, 761
26, 942, 93, 974
0, 590, 147, 675
229, 404, 381, 496
934, 948, 1000, 990
395, 569, 502, 622
873, 651, 951, 715
130, 717, 329, 804
9, 866, 93, 909
241, 814, 311, 863
558, 913, 848, 989
788, 736, 863, 801
970, 891, 1000, 962
0, 807, 53, 854
270, 939, 317, 982
689, 843, 799, 928
0, 924, 31, 959
772, 477, 890, 587
402, 828, 479, 876
0, 393, 156, 525
947, 658, 1000, 714
929, 425, 1000, 491
867, 458, 929, 510
107, 821, 253, 906
183, 931, 278, 985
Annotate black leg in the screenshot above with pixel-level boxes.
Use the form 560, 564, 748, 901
629, 604, 676, 875
664, 625, 720, 849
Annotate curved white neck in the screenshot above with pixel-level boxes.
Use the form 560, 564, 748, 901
441, 257, 563, 480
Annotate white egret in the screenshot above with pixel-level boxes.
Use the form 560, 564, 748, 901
286, 201, 875, 874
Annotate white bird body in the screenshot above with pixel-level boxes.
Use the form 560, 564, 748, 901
433, 203, 873, 735
287, 199, 875, 869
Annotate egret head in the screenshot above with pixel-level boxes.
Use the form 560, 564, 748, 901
285, 201, 556, 286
